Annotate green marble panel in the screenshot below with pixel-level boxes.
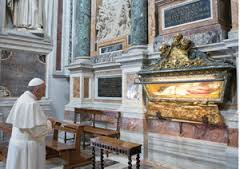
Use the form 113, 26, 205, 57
131, 0, 148, 45
74, 0, 91, 57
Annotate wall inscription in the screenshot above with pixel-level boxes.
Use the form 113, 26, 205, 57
164, 0, 211, 28
100, 43, 123, 54
98, 77, 122, 97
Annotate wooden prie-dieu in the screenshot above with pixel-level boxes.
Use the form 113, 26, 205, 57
0, 119, 92, 169
46, 118, 92, 169
91, 136, 142, 169
0, 122, 12, 161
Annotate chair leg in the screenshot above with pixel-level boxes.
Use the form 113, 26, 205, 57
64, 132, 67, 143
136, 154, 140, 169
128, 155, 132, 169
92, 147, 95, 169
83, 132, 86, 150
100, 149, 104, 169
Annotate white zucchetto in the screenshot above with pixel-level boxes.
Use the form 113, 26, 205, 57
28, 78, 44, 87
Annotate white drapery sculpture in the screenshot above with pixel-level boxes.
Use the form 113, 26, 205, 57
7, 0, 44, 30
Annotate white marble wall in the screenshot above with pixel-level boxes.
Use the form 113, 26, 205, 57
46, 0, 70, 119
148, 133, 236, 169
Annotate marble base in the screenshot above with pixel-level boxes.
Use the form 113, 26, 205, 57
228, 31, 238, 40
225, 146, 238, 169
148, 133, 238, 169
74, 56, 92, 64
128, 45, 148, 53
65, 101, 122, 112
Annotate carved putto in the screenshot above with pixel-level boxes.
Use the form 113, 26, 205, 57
152, 33, 215, 70
96, 0, 131, 42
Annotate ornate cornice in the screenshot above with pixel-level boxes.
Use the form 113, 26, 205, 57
0, 31, 52, 54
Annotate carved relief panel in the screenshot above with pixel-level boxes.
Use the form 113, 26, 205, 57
96, 0, 131, 42
91, 0, 131, 55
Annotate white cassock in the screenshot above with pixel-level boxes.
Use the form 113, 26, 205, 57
6, 91, 50, 169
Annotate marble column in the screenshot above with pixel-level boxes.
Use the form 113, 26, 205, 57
74, 0, 91, 62
131, 0, 148, 46
229, 0, 238, 38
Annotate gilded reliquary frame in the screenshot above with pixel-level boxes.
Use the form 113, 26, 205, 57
137, 33, 234, 125
141, 72, 227, 103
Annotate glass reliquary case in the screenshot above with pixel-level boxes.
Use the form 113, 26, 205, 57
137, 33, 234, 126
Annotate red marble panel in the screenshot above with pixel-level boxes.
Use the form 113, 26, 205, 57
201, 127, 228, 143
95, 115, 116, 128
148, 120, 180, 136
121, 118, 144, 132
180, 123, 195, 138
73, 77, 80, 98
180, 123, 227, 143
228, 128, 238, 147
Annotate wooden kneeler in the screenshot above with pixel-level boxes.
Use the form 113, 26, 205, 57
0, 122, 12, 162
46, 118, 92, 169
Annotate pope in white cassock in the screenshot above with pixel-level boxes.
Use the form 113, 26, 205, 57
6, 78, 52, 169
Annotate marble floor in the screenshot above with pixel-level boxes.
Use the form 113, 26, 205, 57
0, 134, 173, 169
0, 150, 173, 169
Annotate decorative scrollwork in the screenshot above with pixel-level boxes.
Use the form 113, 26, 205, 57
0, 50, 12, 61
91, 51, 122, 64
38, 55, 46, 64
150, 33, 219, 70
147, 102, 224, 125
0, 86, 11, 97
